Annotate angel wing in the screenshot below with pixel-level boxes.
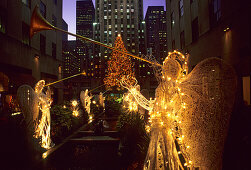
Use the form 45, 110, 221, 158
17, 85, 39, 129
17, 80, 53, 149
177, 57, 237, 169
80, 90, 86, 108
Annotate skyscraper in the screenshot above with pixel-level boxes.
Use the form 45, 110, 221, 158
76, 0, 95, 76
145, 6, 167, 63
94, 0, 146, 81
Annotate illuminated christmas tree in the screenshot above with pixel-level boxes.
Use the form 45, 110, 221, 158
104, 34, 135, 89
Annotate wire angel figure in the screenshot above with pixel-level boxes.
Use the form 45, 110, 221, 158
80, 89, 93, 121
17, 80, 53, 149
121, 51, 237, 170
99, 92, 105, 108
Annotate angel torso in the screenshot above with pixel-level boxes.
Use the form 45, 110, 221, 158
122, 52, 237, 170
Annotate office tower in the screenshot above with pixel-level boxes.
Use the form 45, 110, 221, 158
145, 6, 167, 63
76, 0, 95, 76
94, 0, 146, 81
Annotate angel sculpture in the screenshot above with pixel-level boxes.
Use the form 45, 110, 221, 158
122, 84, 141, 112
80, 89, 93, 121
99, 92, 105, 108
17, 80, 53, 149
121, 51, 237, 170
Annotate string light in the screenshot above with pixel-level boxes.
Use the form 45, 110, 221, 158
104, 35, 135, 88
80, 89, 93, 121
121, 50, 196, 169
72, 100, 78, 107
34, 80, 52, 149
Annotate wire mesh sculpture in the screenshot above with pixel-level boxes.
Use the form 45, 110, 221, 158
17, 80, 53, 149
121, 51, 237, 170
80, 89, 93, 122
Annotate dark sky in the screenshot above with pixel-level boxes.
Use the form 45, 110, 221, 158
63, 0, 166, 40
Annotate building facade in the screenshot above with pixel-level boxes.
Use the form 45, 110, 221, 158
93, 0, 147, 90
76, 0, 95, 76
63, 41, 81, 78
0, 0, 64, 114
145, 6, 168, 63
166, 0, 250, 105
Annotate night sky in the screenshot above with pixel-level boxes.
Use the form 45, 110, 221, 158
63, 0, 166, 40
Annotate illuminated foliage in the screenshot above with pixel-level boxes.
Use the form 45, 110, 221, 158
104, 34, 135, 89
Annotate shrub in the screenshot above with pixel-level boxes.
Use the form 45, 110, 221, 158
117, 111, 150, 168
50, 102, 88, 144
105, 96, 122, 116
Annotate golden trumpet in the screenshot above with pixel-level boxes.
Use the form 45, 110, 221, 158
30, 6, 161, 67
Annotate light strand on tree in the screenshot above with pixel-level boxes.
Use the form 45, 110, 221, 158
104, 35, 135, 89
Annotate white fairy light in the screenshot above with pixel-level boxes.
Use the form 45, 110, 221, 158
121, 50, 236, 170
33, 80, 53, 149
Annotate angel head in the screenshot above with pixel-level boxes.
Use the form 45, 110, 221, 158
162, 57, 181, 81
162, 51, 188, 81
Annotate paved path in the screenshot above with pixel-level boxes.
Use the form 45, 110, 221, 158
36, 120, 123, 170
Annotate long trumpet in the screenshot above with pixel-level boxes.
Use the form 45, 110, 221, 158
30, 6, 161, 67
